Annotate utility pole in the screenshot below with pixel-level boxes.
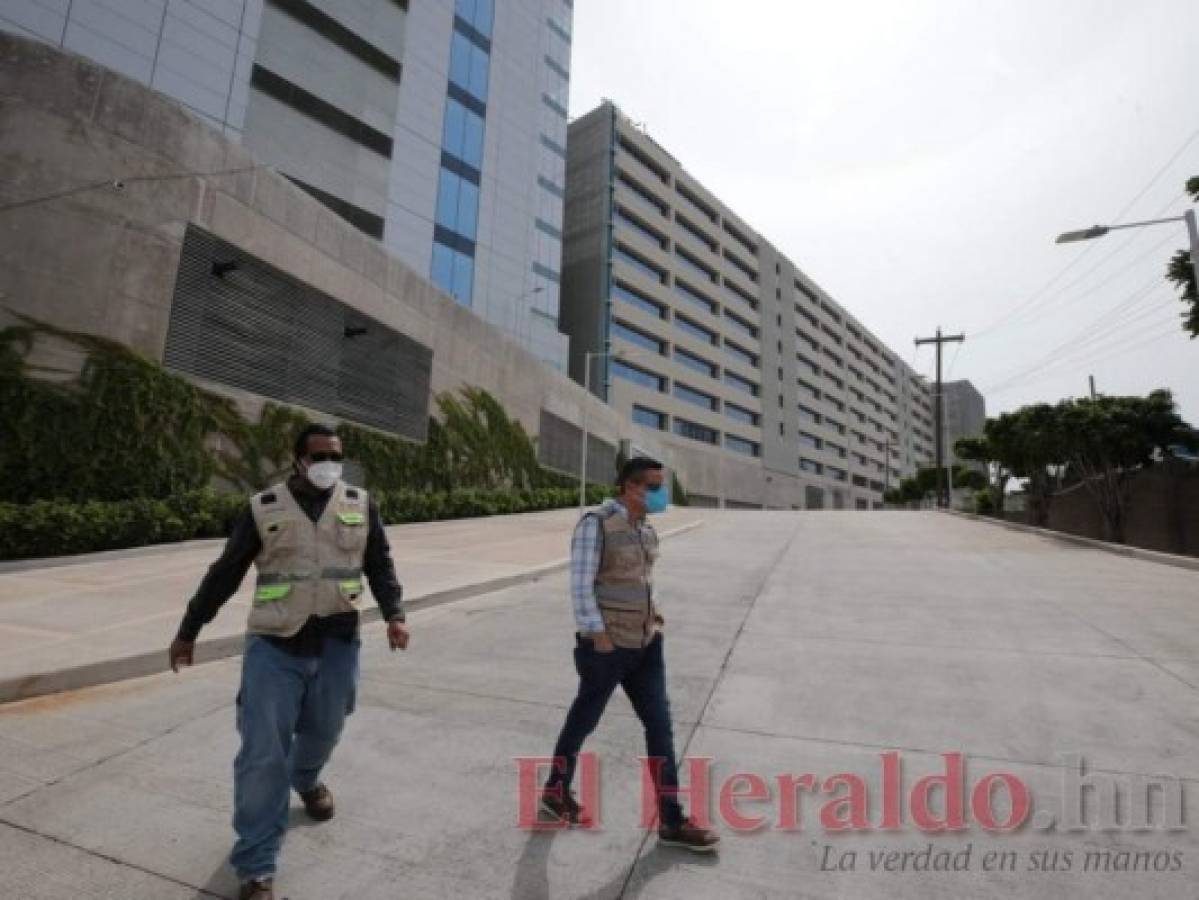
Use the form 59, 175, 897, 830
914, 327, 965, 508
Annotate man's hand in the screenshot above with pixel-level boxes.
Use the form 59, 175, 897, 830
169, 638, 195, 673
387, 620, 410, 651
591, 632, 614, 654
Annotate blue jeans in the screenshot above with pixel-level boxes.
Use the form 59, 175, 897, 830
547, 631, 684, 829
230, 634, 360, 881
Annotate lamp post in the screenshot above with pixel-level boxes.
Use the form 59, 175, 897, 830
578, 348, 656, 510
1056, 210, 1199, 281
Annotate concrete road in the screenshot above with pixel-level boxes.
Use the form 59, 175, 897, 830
1, 511, 1197, 899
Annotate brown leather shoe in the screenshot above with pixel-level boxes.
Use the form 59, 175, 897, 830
238, 878, 274, 900
538, 786, 593, 827
658, 818, 720, 853
299, 783, 335, 821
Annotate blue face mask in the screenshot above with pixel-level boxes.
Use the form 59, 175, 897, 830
644, 484, 670, 515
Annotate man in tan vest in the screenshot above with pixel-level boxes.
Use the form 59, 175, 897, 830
540, 457, 719, 852
168, 424, 410, 900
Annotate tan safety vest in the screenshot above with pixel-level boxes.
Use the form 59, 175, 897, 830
592, 504, 661, 648
246, 481, 371, 638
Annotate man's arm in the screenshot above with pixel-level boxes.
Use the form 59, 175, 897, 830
363, 498, 404, 623
570, 514, 606, 636
175, 506, 261, 643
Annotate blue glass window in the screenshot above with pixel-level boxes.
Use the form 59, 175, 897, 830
674, 346, 717, 378
725, 435, 759, 457
614, 245, 665, 284
450, 32, 489, 102
613, 282, 666, 319
676, 248, 716, 284
675, 280, 717, 316
673, 417, 719, 445
674, 382, 718, 411
435, 171, 460, 230
612, 359, 665, 392
451, 252, 474, 303
611, 321, 665, 356
615, 208, 666, 249
456, 0, 493, 36
431, 240, 474, 306
724, 311, 757, 340
442, 98, 484, 168
675, 316, 717, 346
632, 405, 666, 431
431, 242, 454, 293
724, 341, 758, 368
724, 371, 759, 396
726, 404, 759, 426
435, 168, 479, 240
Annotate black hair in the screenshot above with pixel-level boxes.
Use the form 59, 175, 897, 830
617, 456, 664, 489
293, 423, 338, 460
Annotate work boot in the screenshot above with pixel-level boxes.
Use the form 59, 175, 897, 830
238, 878, 274, 900
538, 786, 592, 827
299, 783, 335, 821
658, 818, 720, 853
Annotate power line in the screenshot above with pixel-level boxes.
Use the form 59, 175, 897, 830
981, 292, 1183, 395
968, 123, 1199, 339
985, 319, 1185, 397
979, 267, 1171, 393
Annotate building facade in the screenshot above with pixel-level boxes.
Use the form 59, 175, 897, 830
561, 102, 942, 509
944, 379, 987, 472
0, 0, 571, 370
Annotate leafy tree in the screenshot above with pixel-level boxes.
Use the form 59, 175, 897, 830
1165, 176, 1198, 337
954, 406, 1065, 525
884, 464, 986, 506
1055, 390, 1196, 543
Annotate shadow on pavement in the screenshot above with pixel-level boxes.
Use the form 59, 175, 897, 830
511, 831, 718, 900
191, 859, 238, 900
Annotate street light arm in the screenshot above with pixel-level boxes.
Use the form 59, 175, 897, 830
1056, 214, 1186, 244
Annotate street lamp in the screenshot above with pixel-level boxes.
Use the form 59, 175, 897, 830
1056, 209, 1199, 280
578, 347, 656, 510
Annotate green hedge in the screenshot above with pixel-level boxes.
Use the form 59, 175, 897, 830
0, 485, 614, 561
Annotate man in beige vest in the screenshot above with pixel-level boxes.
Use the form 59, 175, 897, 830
168, 424, 409, 900
540, 457, 719, 852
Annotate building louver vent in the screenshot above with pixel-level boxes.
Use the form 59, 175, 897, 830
164, 225, 431, 440
537, 409, 617, 484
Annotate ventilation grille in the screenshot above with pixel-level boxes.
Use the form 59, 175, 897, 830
164, 225, 431, 439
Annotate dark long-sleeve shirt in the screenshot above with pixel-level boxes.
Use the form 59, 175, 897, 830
176, 478, 403, 655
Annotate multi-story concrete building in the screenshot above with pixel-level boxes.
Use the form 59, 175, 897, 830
944, 379, 987, 472
561, 102, 940, 509
0, 0, 572, 370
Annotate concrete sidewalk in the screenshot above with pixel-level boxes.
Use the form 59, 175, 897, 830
0, 506, 706, 703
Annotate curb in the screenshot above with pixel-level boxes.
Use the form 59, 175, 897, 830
0, 508, 616, 575
944, 509, 1199, 573
0, 519, 706, 705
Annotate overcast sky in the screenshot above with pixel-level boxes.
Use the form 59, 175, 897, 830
568, 0, 1199, 426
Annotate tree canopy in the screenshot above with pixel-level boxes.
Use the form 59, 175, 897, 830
1165, 176, 1198, 337
955, 390, 1196, 541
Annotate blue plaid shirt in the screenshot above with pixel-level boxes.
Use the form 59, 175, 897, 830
570, 498, 644, 633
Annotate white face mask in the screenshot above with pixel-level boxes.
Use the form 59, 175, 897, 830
305, 461, 343, 491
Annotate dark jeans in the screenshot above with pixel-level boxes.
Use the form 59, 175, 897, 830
547, 631, 684, 829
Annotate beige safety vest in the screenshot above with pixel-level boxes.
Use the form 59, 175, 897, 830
246, 481, 371, 638
592, 505, 661, 648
